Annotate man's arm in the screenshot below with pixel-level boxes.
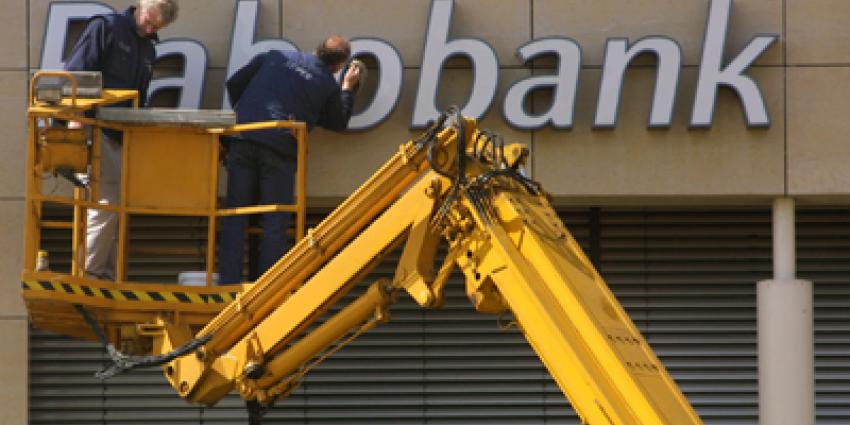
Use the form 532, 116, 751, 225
64, 17, 109, 71
318, 65, 361, 131
63, 17, 109, 127
317, 90, 354, 132
226, 53, 267, 106
138, 69, 152, 108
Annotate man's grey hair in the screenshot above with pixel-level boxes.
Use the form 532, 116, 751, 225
138, 0, 179, 25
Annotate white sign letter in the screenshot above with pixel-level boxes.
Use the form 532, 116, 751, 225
503, 38, 581, 130
595, 37, 681, 128
347, 39, 403, 131
691, 0, 777, 127
148, 40, 208, 108
412, 0, 498, 128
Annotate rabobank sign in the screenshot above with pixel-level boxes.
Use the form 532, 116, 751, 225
40, 0, 777, 131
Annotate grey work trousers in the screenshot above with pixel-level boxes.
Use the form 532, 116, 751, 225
85, 132, 121, 280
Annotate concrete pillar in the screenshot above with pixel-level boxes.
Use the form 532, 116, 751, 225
771, 198, 796, 280
757, 198, 814, 425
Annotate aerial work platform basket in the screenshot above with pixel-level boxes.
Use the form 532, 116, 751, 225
22, 71, 307, 344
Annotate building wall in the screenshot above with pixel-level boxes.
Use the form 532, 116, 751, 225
5, 0, 850, 423
15, 0, 850, 202
1, 0, 31, 423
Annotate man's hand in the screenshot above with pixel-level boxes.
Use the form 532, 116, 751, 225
341, 61, 363, 92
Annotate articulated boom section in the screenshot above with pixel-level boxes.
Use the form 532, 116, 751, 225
159, 112, 702, 424
454, 187, 703, 425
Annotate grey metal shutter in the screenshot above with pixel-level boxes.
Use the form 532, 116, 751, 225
800, 210, 850, 425
29, 209, 213, 425
597, 209, 769, 425
29, 208, 850, 424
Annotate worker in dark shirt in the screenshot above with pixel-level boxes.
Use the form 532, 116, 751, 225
218, 35, 362, 284
64, 0, 179, 280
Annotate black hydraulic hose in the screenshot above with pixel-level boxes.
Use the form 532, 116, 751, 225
466, 187, 493, 226
74, 304, 109, 345
426, 107, 459, 180
95, 333, 213, 380
414, 109, 451, 150
471, 132, 482, 160
247, 400, 267, 425
427, 107, 542, 228
74, 304, 213, 379
472, 168, 541, 197
426, 107, 465, 226
454, 108, 466, 185
428, 140, 455, 179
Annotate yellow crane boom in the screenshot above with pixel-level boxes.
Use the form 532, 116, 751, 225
22, 72, 703, 424
155, 110, 702, 424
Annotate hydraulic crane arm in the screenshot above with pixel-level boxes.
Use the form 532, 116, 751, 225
153, 112, 467, 404
154, 110, 702, 424
453, 183, 702, 425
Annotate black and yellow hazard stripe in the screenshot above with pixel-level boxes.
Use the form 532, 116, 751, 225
22, 280, 238, 305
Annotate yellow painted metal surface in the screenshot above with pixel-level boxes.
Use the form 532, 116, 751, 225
124, 129, 217, 210
22, 72, 702, 423
454, 189, 702, 424
21, 71, 308, 345
36, 127, 89, 174
155, 112, 700, 424
252, 281, 390, 397
22, 270, 245, 341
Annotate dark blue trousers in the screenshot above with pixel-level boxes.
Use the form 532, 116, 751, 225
218, 141, 296, 284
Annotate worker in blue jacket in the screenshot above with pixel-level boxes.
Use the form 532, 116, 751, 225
64, 0, 179, 280
219, 35, 362, 284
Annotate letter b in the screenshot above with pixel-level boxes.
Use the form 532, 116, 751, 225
411, 0, 498, 128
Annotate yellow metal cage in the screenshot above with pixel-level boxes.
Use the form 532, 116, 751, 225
22, 71, 307, 345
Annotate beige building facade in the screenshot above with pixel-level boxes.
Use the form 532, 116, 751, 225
4, 0, 850, 423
